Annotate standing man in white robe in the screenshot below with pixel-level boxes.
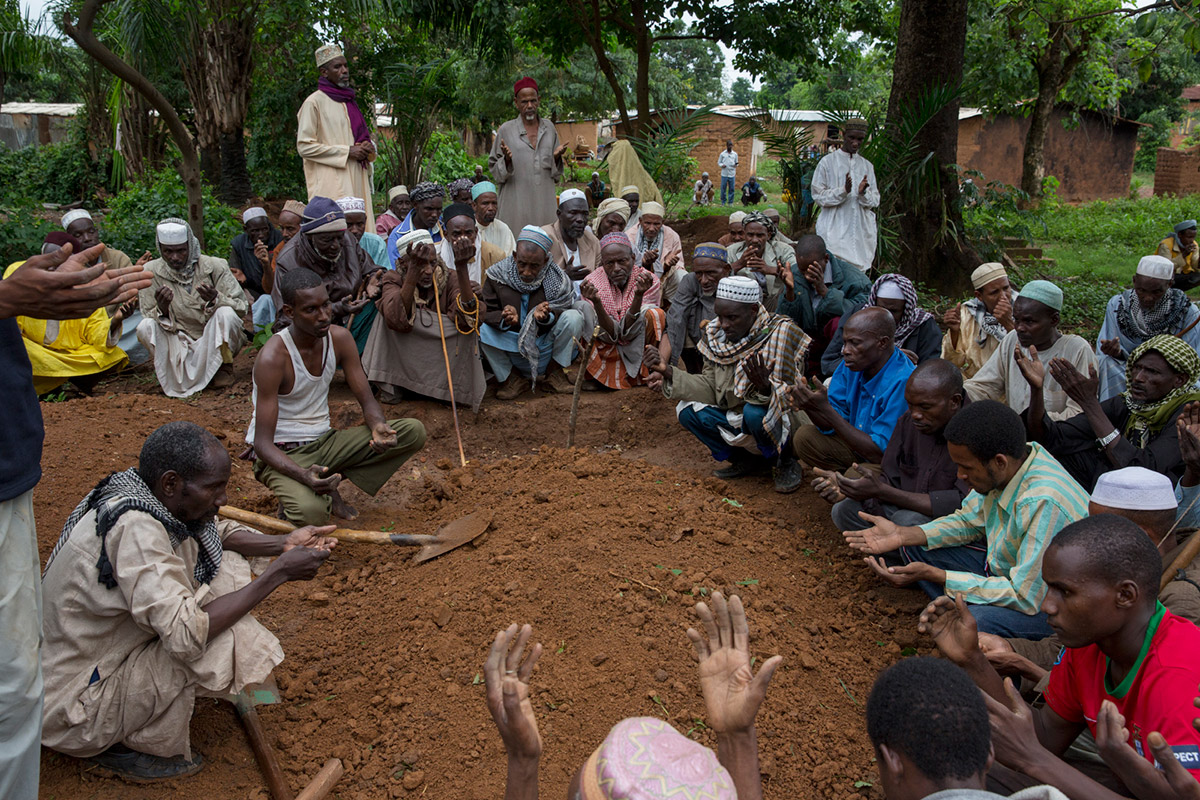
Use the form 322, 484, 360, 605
488, 77, 566, 233
812, 120, 879, 272
296, 45, 377, 230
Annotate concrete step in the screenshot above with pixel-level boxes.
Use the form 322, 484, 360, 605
1013, 256, 1057, 269
1006, 246, 1044, 258
1001, 237, 1027, 248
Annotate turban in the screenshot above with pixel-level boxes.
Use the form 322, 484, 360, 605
471, 181, 498, 201
335, 196, 366, 214
242, 206, 268, 223
559, 188, 587, 206
693, 243, 728, 263
715, 275, 761, 305
640, 201, 665, 218
61, 208, 92, 229
409, 181, 444, 204
1135, 255, 1174, 281
300, 196, 347, 234
1091, 466, 1176, 511
1175, 219, 1197, 234
599, 231, 632, 251
516, 225, 552, 253
970, 262, 1007, 290
396, 229, 434, 254
282, 200, 307, 217
595, 197, 632, 223
156, 220, 189, 245
579, 718, 735, 800
388, 185, 409, 202
441, 202, 475, 223
1017, 280, 1062, 312
742, 210, 776, 239
513, 76, 538, 96
728, 211, 746, 225
315, 44, 343, 68
620, 184, 640, 197
447, 177, 474, 198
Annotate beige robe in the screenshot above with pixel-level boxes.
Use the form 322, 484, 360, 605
41, 511, 283, 759
488, 117, 562, 232
297, 89, 376, 229
542, 220, 600, 275
941, 301, 1006, 379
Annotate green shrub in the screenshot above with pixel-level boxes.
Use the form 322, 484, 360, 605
961, 173, 1046, 261
0, 201, 56, 267
0, 139, 108, 206
421, 131, 474, 186
1041, 194, 1193, 252
102, 168, 242, 260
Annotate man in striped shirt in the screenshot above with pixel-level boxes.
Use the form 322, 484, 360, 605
843, 399, 1089, 637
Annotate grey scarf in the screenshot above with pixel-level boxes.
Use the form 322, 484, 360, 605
486, 256, 575, 383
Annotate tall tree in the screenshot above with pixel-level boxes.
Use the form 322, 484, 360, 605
0, 0, 53, 106
729, 76, 754, 105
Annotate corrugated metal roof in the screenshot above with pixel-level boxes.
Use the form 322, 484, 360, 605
960, 107, 983, 120
0, 103, 82, 117
1184, 86, 1200, 101
769, 109, 834, 123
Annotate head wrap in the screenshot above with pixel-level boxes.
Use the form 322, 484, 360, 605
1017, 280, 1062, 312
728, 211, 746, 226
388, 185, 409, 202
155, 217, 201, 281
701, 171, 709, 178
301, 197, 348, 234
409, 181, 445, 204
876, 280, 905, 301
595, 197, 632, 223
1175, 219, 1197, 234
335, 196, 365, 214
1136, 255, 1175, 281
447, 177, 474, 198
599, 231, 633, 251
716, 275, 761, 304
559, 188, 587, 206
42, 231, 82, 255
516, 225, 553, 254
1091, 467, 1177, 511
61, 208, 92, 229
693, 243, 728, 264
471, 181, 498, 201
620, 184, 640, 197
315, 44, 343, 68
579, 718, 735, 800
242, 206, 268, 223
971, 262, 1007, 290
868, 274, 934, 347
513, 76, 538, 96
441, 202, 475, 224
282, 199, 307, 217
741, 210, 776, 240
396, 229, 434, 253
640, 200, 665, 218
1123, 335, 1200, 447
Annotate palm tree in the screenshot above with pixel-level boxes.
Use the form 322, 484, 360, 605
0, 0, 55, 107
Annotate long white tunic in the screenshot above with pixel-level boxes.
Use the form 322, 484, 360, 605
296, 89, 376, 229
812, 149, 879, 272
1095, 293, 1200, 401
488, 117, 562, 233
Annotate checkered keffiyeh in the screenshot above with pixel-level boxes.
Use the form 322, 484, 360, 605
868, 274, 933, 347
1124, 335, 1200, 447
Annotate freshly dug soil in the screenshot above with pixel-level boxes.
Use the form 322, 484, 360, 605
673, 214, 733, 257
36, 351, 931, 799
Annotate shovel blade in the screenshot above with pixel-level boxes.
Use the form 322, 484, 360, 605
413, 510, 493, 564
225, 675, 282, 712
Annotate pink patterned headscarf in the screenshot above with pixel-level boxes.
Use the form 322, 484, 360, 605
583, 262, 660, 318
580, 717, 735, 800
599, 230, 633, 251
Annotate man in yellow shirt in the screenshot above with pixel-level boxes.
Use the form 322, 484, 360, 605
1156, 219, 1199, 289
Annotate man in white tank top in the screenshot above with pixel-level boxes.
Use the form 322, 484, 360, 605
247, 267, 426, 525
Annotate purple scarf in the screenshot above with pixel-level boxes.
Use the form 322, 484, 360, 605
317, 77, 371, 168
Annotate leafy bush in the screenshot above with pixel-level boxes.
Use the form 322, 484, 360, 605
1041, 193, 1192, 252
0, 139, 109, 206
421, 131, 475, 186
0, 202, 56, 267
1133, 108, 1172, 173
102, 168, 242, 260
960, 172, 1046, 261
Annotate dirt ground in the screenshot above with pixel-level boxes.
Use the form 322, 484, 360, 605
34, 328, 932, 800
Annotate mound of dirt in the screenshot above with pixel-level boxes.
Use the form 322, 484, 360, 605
671, 214, 731, 256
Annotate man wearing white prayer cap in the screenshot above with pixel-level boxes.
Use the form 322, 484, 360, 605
541, 188, 599, 289
335, 196, 388, 270
228, 206, 282, 304
941, 262, 1016, 379
376, 185, 411, 238
136, 217, 248, 397
297, 43, 377, 230
626, 199, 685, 306
645, 274, 813, 493
1095, 253, 1200, 400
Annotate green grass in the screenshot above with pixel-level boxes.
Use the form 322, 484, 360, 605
1038, 242, 1138, 284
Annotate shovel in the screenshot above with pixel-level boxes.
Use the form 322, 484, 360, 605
217, 505, 492, 563
223, 677, 293, 800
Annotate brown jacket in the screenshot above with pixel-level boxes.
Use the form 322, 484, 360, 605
542, 219, 599, 275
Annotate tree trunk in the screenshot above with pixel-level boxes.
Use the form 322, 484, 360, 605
1018, 23, 1082, 203
219, 129, 251, 204
632, 0, 651, 138
119, 86, 169, 179
199, 143, 221, 187
886, 0, 978, 295
64, 0, 206, 248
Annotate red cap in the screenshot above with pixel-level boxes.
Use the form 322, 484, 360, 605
513, 76, 538, 96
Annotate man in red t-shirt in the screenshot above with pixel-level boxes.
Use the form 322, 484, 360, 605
919, 513, 1200, 799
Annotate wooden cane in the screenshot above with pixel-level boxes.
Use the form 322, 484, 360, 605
431, 276, 467, 466
234, 693, 294, 800
567, 326, 601, 447
1161, 530, 1200, 593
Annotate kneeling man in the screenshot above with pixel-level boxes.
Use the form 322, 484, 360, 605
249, 267, 426, 524
41, 421, 335, 780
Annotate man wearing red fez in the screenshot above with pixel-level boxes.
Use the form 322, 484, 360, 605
487, 77, 567, 233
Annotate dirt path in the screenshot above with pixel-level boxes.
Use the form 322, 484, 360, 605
35, 351, 929, 799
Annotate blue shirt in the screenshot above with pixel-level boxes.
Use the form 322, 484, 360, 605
825, 347, 914, 453
385, 211, 444, 268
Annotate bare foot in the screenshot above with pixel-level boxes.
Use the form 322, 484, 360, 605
330, 488, 358, 521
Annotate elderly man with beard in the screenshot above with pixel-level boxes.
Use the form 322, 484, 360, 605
1095, 255, 1200, 400
645, 275, 810, 492
362, 228, 485, 410
628, 200, 684, 307
480, 226, 585, 399
543, 189, 599, 289
662, 243, 733, 372
228, 206, 283, 332
375, 185, 410, 239
386, 181, 445, 268
40, 421, 335, 782
336, 196, 388, 269
297, 45, 376, 228
472, 180, 515, 257
272, 196, 376, 344
593, 196, 632, 239
488, 77, 566, 232
728, 211, 796, 313
136, 219, 247, 397
439, 202, 505, 285
942, 263, 1017, 379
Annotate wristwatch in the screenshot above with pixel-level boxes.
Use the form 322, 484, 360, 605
1097, 429, 1120, 448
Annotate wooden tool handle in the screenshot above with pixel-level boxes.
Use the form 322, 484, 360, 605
237, 700, 294, 800
1161, 530, 1200, 593
295, 758, 344, 800
218, 506, 435, 546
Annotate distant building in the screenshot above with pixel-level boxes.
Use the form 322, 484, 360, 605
0, 103, 82, 150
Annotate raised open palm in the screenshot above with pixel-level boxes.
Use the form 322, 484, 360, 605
687, 592, 781, 733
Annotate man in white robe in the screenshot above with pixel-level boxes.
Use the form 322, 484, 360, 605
812, 120, 879, 272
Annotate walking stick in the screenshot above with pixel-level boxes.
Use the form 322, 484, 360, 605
431, 277, 467, 467
567, 326, 601, 447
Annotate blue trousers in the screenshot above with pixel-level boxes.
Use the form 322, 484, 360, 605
678, 403, 778, 461
897, 543, 1054, 639
720, 176, 735, 205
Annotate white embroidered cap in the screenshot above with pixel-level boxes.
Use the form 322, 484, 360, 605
558, 188, 586, 206
242, 206, 268, 223
156, 221, 189, 246
715, 275, 761, 305
335, 196, 366, 213
1091, 466, 1177, 511
61, 209, 92, 229
1135, 255, 1175, 282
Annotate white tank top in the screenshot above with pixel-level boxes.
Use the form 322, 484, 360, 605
246, 327, 335, 445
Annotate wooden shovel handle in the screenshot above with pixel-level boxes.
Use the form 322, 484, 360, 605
218, 506, 435, 546
236, 698, 294, 800
1162, 529, 1200, 593
295, 758, 344, 800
